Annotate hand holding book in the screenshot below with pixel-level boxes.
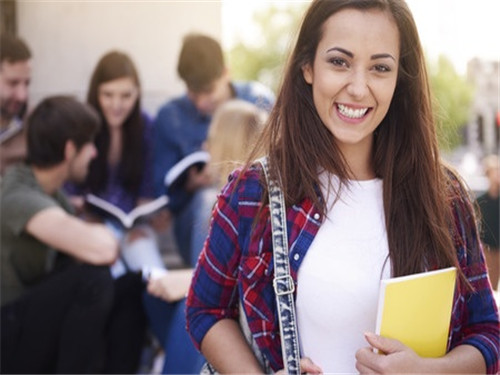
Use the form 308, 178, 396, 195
374, 267, 457, 358
164, 151, 211, 194
357, 332, 424, 372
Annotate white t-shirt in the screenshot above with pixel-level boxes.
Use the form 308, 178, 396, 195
296, 174, 390, 373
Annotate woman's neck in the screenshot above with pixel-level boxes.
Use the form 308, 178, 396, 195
108, 128, 122, 167
338, 142, 376, 181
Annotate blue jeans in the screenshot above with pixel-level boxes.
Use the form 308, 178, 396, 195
143, 293, 205, 374
174, 187, 217, 267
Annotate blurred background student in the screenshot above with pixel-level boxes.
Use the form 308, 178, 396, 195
0, 33, 32, 176
206, 99, 268, 191
142, 99, 267, 374
1, 96, 118, 374
477, 154, 500, 291
190, 99, 269, 254
65, 50, 164, 373
153, 33, 275, 268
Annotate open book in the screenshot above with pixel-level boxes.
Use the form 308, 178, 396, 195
86, 194, 169, 229
164, 150, 210, 192
375, 267, 457, 358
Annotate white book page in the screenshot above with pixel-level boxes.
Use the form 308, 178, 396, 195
86, 194, 169, 228
164, 150, 210, 187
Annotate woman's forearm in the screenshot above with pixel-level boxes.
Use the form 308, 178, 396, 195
422, 344, 486, 374
200, 319, 264, 374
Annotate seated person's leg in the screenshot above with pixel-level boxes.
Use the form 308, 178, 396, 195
102, 272, 147, 374
173, 199, 195, 266
143, 293, 205, 374
121, 224, 166, 273
1, 263, 114, 374
190, 187, 218, 267
94, 222, 152, 373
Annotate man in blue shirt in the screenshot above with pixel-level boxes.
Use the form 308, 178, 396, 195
153, 33, 275, 266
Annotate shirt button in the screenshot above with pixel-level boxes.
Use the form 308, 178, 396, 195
293, 253, 300, 261
313, 213, 320, 220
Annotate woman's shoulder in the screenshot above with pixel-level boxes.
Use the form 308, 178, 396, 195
442, 164, 479, 242
443, 164, 475, 207
222, 161, 265, 203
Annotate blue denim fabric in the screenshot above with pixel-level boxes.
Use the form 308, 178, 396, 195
173, 187, 217, 268
143, 293, 205, 374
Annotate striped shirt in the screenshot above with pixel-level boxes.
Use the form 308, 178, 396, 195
186, 164, 499, 373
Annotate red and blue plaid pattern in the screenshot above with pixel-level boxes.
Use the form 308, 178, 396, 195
187, 165, 499, 373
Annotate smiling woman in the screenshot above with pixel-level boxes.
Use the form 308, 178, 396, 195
187, 0, 500, 374
63, 51, 161, 373
301, 8, 399, 179
98, 76, 139, 131
222, 0, 498, 76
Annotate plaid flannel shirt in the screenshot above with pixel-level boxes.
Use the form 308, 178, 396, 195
186, 164, 499, 373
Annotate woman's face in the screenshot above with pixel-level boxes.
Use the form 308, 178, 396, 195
302, 8, 399, 156
98, 76, 139, 129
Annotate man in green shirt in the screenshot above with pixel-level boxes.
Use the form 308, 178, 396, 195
1, 96, 119, 373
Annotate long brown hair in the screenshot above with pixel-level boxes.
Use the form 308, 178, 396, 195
86, 51, 144, 196
248, 0, 463, 278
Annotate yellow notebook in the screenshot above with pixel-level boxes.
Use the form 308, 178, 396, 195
375, 267, 457, 358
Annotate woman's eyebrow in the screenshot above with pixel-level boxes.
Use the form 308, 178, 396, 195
326, 47, 353, 57
326, 47, 396, 61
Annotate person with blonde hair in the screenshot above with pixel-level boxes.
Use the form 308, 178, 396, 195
206, 99, 268, 191
477, 154, 500, 291
144, 100, 267, 373
189, 99, 268, 259
153, 33, 275, 268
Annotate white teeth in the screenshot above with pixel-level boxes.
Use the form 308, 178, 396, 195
337, 104, 369, 119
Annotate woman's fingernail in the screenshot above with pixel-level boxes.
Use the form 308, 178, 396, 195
364, 332, 377, 340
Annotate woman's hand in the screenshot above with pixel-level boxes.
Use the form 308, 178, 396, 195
146, 269, 193, 302
355, 332, 423, 374
276, 357, 322, 375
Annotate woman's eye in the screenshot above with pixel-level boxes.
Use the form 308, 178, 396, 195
329, 57, 348, 67
374, 65, 391, 73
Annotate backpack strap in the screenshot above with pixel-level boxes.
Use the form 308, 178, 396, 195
259, 157, 301, 375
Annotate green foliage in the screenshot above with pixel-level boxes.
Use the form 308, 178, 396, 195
429, 55, 474, 151
227, 3, 308, 93
228, 5, 473, 152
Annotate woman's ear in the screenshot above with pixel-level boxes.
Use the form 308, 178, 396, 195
302, 63, 313, 85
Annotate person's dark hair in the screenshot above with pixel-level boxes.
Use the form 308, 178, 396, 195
26, 96, 100, 168
248, 0, 464, 280
0, 33, 31, 64
86, 50, 144, 196
177, 33, 225, 91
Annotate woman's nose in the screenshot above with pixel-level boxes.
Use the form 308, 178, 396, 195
346, 70, 369, 100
